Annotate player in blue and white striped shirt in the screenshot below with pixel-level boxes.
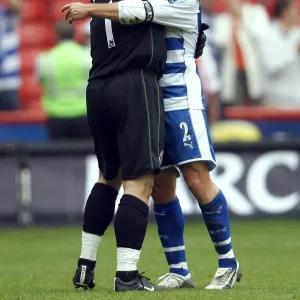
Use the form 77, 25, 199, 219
119, 0, 242, 289
64, 0, 242, 290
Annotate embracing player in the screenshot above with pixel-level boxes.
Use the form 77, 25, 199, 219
62, 0, 242, 291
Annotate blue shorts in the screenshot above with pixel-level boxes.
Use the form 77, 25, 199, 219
162, 108, 216, 172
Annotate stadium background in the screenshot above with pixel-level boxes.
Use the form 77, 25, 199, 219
1, 0, 300, 299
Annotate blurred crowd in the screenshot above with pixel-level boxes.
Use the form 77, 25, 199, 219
0, 0, 300, 140
0, 0, 20, 111
199, 0, 300, 123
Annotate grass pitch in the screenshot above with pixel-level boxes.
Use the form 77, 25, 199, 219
1, 220, 300, 300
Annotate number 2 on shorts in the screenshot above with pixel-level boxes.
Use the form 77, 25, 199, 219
180, 122, 191, 142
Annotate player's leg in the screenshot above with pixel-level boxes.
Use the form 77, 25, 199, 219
152, 109, 200, 289
181, 161, 243, 289
154, 108, 241, 289
73, 171, 122, 289
181, 162, 242, 289
73, 79, 122, 290
107, 70, 165, 292
178, 108, 241, 289
113, 173, 155, 291
152, 169, 194, 289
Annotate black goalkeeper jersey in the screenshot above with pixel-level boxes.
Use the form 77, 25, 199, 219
88, 0, 167, 81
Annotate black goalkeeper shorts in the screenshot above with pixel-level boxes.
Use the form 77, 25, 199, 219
86, 70, 165, 181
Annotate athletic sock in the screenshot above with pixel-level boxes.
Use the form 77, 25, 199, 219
115, 248, 140, 282
114, 194, 149, 282
154, 197, 189, 276
200, 189, 237, 269
79, 232, 102, 270
79, 182, 118, 269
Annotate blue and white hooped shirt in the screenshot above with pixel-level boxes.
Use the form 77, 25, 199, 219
0, 6, 20, 91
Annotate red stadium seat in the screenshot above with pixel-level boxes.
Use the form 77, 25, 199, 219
20, 48, 50, 74
74, 20, 89, 44
264, 0, 277, 17
212, 0, 227, 13
51, 0, 71, 22
20, 74, 43, 109
51, 0, 89, 21
21, 0, 48, 22
20, 23, 56, 48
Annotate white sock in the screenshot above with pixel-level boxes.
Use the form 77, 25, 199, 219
219, 249, 235, 260
117, 247, 141, 271
80, 231, 102, 261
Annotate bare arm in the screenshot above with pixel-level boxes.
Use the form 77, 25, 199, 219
61, 3, 119, 23
87, 3, 119, 22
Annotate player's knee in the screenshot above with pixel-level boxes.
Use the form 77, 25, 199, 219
98, 170, 122, 191
123, 173, 154, 204
181, 162, 215, 203
184, 174, 207, 200
152, 169, 177, 204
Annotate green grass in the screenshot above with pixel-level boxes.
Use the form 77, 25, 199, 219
1, 220, 300, 300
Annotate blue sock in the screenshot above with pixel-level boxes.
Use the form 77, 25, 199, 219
200, 190, 237, 269
154, 197, 189, 276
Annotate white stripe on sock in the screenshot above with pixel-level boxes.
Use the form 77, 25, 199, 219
164, 245, 186, 252
170, 262, 188, 269
219, 249, 235, 259
214, 237, 231, 247
80, 231, 102, 261
117, 247, 141, 271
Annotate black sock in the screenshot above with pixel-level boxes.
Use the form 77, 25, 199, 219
78, 258, 96, 270
116, 270, 139, 282
83, 182, 118, 236
114, 194, 149, 282
114, 194, 149, 249
78, 183, 118, 270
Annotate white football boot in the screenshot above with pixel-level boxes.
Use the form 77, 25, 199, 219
157, 272, 194, 289
205, 261, 242, 290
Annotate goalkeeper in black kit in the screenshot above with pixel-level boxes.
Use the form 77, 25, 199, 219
61, 0, 207, 292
